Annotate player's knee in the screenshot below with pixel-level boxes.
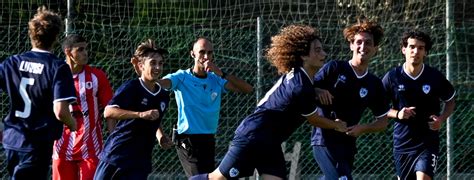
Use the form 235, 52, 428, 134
260, 174, 284, 180
415, 171, 432, 180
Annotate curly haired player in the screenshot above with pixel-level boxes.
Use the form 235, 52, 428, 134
191, 24, 347, 180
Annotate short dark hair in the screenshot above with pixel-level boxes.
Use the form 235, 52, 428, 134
62, 34, 87, 50
400, 30, 433, 53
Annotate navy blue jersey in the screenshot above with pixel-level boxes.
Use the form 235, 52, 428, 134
0, 49, 76, 152
100, 79, 170, 172
311, 60, 389, 151
382, 64, 455, 154
234, 67, 319, 144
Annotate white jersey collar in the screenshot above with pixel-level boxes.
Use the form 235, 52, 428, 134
139, 78, 162, 96
31, 48, 52, 53
299, 67, 313, 85
402, 63, 425, 80
348, 60, 368, 79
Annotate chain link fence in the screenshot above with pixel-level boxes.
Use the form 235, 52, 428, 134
0, 0, 472, 179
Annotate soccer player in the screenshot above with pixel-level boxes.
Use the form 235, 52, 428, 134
140, 37, 253, 177
310, 19, 390, 180
190, 24, 347, 180
0, 7, 77, 179
93, 39, 173, 180
382, 30, 455, 180
52, 34, 114, 180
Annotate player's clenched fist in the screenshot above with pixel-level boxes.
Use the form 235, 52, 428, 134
158, 135, 173, 149
139, 109, 160, 120
397, 107, 416, 120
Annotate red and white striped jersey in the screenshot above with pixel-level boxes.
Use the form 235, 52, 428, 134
53, 65, 113, 161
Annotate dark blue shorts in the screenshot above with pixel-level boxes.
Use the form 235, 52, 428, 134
217, 135, 286, 179
93, 160, 148, 180
394, 149, 438, 180
312, 145, 353, 180
5, 147, 52, 180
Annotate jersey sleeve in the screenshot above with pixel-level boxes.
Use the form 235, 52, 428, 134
95, 68, 114, 109
292, 72, 317, 117
108, 81, 134, 109
163, 70, 184, 91
314, 60, 337, 88
214, 73, 228, 93
369, 78, 390, 118
294, 83, 319, 117
382, 71, 394, 107
438, 73, 456, 102
53, 63, 76, 103
382, 71, 391, 93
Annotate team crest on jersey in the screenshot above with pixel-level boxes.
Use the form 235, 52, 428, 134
141, 98, 148, 105
229, 167, 240, 178
397, 84, 405, 91
160, 102, 166, 111
334, 75, 346, 88
339, 75, 346, 82
422, 84, 431, 94
85, 81, 93, 89
359, 87, 368, 98
211, 92, 218, 101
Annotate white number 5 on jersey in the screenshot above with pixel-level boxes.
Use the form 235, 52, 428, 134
15, 77, 35, 118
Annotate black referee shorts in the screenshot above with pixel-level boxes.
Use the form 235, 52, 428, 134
175, 134, 216, 177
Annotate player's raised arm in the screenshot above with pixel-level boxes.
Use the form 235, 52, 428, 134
104, 106, 160, 121
157, 78, 172, 89
202, 60, 253, 94
346, 115, 388, 137
306, 113, 347, 132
